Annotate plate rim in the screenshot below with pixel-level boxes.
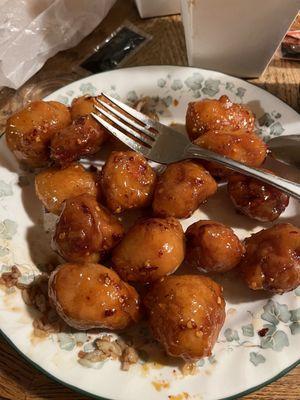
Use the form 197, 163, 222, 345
1, 329, 299, 400
43, 64, 300, 118
1, 64, 299, 400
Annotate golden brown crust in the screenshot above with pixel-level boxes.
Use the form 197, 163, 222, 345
144, 274, 225, 360
48, 263, 141, 330
101, 151, 156, 213
53, 194, 124, 263
6, 100, 71, 168
70, 95, 103, 120
239, 223, 300, 293
185, 220, 245, 273
152, 161, 217, 218
186, 95, 255, 141
227, 172, 289, 222
50, 95, 111, 167
112, 217, 185, 284
50, 115, 107, 167
35, 163, 99, 215
194, 128, 267, 179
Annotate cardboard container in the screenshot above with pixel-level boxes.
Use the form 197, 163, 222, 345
181, 0, 299, 77
135, 0, 180, 18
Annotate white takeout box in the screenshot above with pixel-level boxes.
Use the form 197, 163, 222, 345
135, 0, 180, 18
181, 0, 299, 78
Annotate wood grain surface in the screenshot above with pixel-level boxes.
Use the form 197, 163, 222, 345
0, 1, 299, 399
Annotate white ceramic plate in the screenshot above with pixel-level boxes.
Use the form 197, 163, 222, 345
0, 66, 299, 400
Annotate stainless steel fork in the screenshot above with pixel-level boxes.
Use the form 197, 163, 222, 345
92, 93, 300, 201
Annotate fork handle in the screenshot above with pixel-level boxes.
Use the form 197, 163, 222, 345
186, 144, 300, 201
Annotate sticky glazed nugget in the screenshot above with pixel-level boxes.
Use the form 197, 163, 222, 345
101, 151, 156, 213
50, 116, 106, 167
49, 263, 141, 330
70, 94, 110, 121
53, 194, 124, 263
35, 163, 99, 215
50, 95, 109, 167
152, 161, 217, 219
6, 100, 71, 168
186, 220, 245, 273
186, 95, 255, 141
194, 128, 267, 179
239, 223, 300, 294
112, 217, 185, 284
70, 95, 103, 120
144, 275, 225, 360
227, 172, 289, 222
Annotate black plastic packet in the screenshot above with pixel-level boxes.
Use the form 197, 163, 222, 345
280, 30, 300, 61
79, 23, 151, 73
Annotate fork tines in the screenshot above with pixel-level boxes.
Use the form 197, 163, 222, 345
91, 93, 157, 156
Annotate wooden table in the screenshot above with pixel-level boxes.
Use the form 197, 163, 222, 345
0, 1, 299, 399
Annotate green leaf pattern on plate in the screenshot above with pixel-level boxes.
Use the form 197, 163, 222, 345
258, 301, 292, 352
184, 73, 204, 91
157, 78, 167, 88
171, 79, 183, 91
0, 246, 9, 257
219, 299, 299, 366
289, 308, 300, 335
269, 121, 284, 136
202, 79, 221, 97
261, 300, 291, 325
258, 113, 274, 127
235, 87, 246, 99
79, 82, 97, 96
0, 180, 13, 197
242, 324, 254, 337
260, 330, 289, 352
0, 219, 17, 240
249, 352, 266, 366
126, 90, 139, 104
224, 328, 240, 342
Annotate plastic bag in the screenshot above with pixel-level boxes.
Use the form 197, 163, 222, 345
0, 0, 116, 89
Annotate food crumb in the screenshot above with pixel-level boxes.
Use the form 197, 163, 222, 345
0, 266, 21, 288
226, 308, 237, 316
152, 380, 170, 391
258, 327, 269, 337
120, 346, 139, 371
168, 392, 189, 400
78, 335, 139, 371
141, 363, 150, 376
140, 360, 164, 376
181, 362, 198, 376
1, 270, 65, 338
